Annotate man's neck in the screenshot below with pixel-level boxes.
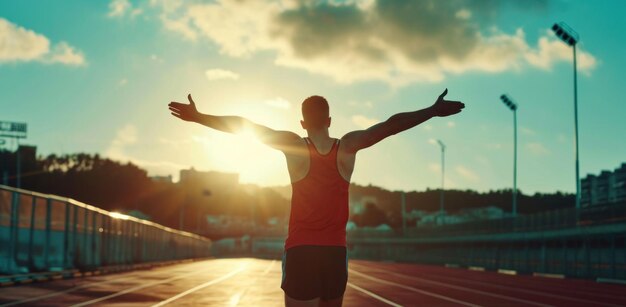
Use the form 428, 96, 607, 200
306, 128, 331, 141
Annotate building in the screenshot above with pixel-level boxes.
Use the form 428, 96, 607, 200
581, 163, 626, 206
150, 175, 173, 183
179, 168, 239, 193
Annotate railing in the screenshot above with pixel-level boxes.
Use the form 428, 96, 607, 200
0, 185, 211, 275
406, 202, 626, 238
335, 202, 626, 240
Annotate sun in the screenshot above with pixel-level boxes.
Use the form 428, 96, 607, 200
191, 98, 300, 186
195, 125, 290, 187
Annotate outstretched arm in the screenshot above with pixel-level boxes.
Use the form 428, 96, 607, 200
168, 94, 301, 150
341, 89, 465, 153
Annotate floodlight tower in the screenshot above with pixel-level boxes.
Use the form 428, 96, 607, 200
437, 139, 445, 224
551, 22, 581, 209
500, 94, 518, 217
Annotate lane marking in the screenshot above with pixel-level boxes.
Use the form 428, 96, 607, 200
151, 263, 248, 307
1, 262, 212, 307
224, 259, 275, 307
0, 275, 140, 307
349, 269, 481, 307
347, 282, 402, 307
497, 269, 517, 275
596, 278, 626, 285
433, 272, 626, 305
533, 273, 565, 279
360, 265, 625, 306
70, 263, 217, 307
384, 272, 552, 307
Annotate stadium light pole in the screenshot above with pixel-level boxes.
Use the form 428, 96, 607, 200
437, 140, 445, 225
552, 22, 581, 209
500, 94, 518, 217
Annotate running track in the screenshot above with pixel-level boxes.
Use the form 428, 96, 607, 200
0, 258, 624, 306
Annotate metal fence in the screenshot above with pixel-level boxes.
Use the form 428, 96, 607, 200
0, 185, 211, 275
406, 202, 626, 238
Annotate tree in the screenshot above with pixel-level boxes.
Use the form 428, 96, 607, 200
353, 202, 389, 227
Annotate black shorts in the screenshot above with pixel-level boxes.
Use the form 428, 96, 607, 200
281, 245, 348, 300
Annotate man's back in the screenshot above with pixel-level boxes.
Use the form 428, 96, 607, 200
285, 137, 350, 249
283, 135, 356, 184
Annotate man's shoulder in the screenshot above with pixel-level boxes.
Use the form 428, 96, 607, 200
282, 137, 309, 156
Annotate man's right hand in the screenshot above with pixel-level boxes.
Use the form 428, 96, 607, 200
169, 94, 200, 122
430, 89, 465, 117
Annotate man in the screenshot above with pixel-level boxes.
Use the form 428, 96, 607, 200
168, 90, 464, 306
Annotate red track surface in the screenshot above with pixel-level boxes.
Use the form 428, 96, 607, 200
0, 258, 624, 306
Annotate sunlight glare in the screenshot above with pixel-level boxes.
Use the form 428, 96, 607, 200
228, 291, 242, 306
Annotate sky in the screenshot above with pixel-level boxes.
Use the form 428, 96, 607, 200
1, 0, 625, 194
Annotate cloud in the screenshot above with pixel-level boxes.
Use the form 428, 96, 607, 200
108, 0, 130, 17
158, 137, 193, 147
108, 0, 142, 18
520, 126, 535, 135
0, 18, 85, 66
147, 0, 596, 86
456, 165, 480, 182
119, 78, 128, 86
205, 68, 240, 81
106, 125, 187, 176
352, 114, 378, 129
526, 142, 550, 155
422, 124, 433, 131
105, 124, 138, 160
265, 97, 291, 109
455, 9, 472, 20
150, 54, 164, 63
447, 121, 456, 128
428, 163, 441, 173
160, 14, 198, 41
43, 42, 86, 65
524, 30, 597, 73
348, 100, 374, 108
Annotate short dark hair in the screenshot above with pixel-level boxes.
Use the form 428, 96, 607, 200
301, 95, 329, 128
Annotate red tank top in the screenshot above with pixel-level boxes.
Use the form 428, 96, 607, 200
284, 138, 350, 250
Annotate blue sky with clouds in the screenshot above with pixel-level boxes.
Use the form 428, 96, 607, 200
1, 0, 625, 193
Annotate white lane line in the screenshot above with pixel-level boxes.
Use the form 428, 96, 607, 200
151, 263, 248, 307
0, 263, 200, 307
349, 269, 482, 307
347, 282, 402, 307
385, 269, 625, 306
70, 264, 215, 307
1, 262, 211, 307
229, 259, 275, 307
385, 272, 552, 307
0, 275, 141, 307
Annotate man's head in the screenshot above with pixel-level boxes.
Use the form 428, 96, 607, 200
301, 95, 331, 130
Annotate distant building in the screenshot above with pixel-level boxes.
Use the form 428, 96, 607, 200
179, 168, 239, 192
150, 175, 173, 183
581, 163, 626, 206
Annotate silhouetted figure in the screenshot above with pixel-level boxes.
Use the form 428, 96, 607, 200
168, 89, 464, 307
